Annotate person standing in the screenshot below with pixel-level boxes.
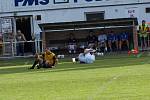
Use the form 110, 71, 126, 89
138, 20, 149, 50
31, 33, 36, 55
16, 30, 26, 56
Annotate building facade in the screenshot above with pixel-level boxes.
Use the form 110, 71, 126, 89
0, 0, 150, 56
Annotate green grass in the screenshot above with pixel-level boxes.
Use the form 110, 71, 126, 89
0, 55, 150, 100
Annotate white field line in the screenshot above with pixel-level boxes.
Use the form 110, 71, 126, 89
87, 74, 121, 100
0, 64, 31, 69
87, 59, 150, 100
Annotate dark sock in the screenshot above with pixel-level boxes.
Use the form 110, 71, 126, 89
30, 61, 38, 69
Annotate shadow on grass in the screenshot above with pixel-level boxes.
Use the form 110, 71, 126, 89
0, 67, 31, 74
0, 57, 149, 75
0, 58, 34, 67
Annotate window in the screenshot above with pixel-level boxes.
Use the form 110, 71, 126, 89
35, 15, 41, 20
85, 12, 105, 21
146, 8, 150, 13
54, 0, 69, 4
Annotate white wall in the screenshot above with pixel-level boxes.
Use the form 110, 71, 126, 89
1, 1, 150, 34
0, 0, 147, 13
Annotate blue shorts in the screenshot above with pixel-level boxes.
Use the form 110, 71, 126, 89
118, 33, 128, 41
108, 34, 118, 42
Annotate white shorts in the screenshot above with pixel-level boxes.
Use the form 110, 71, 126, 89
68, 44, 76, 50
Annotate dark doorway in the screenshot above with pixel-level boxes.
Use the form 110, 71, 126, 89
16, 16, 32, 53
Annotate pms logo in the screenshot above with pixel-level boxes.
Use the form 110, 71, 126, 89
15, 0, 102, 7
15, 0, 49, 6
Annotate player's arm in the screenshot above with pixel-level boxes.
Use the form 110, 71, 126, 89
146, 25, 149, 32
21, 33, 27, 41
138, 26, 142, 33
31, 33, 36, 40
52, 55, 58, 66
39, 53, 45, 61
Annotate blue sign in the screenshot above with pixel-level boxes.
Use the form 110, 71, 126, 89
15, 0, 49, 6
15, 0, 103, 7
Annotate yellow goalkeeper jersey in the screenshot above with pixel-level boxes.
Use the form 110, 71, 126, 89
44, 51, 56, 65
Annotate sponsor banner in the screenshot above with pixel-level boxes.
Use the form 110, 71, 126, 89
1, 18, 13, 33
0, 0, 140, 12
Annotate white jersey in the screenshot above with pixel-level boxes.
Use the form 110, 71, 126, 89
98, 34, 107, 42
78, 52, 95, 64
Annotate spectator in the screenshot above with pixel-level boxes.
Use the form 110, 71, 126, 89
118, 32, 129, 51
31, 33, 36, 55
30, 48, 58, 69
138, 20, 149, 50
67, 33, 77, 54
86, 30, 97, 49
97, 30, 107, 53
107, 31, 118, 51
16, 30, 26, 56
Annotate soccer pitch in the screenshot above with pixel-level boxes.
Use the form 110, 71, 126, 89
0, 55, 150, 100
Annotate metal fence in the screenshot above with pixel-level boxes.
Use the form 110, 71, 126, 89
0, 40, 42, 57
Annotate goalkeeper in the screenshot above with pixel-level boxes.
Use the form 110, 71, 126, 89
30, 48, 57, 69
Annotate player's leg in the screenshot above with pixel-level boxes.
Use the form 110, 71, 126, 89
119, 40, 122, 51
104, 41, 107, 52
20, 43, 24, 56
30, 58, 41, 69
78, 53, 86, 63
141, 36, 144, 50
99, 42, 105, 53
30, 60, 38, 69
68, 45, 72, 54
73, 44, 76, 53
148, 34, 150, 47
22, 43, 25, 56
143, 36, 148, 49
115, 40, 119, 51
126, 40, 129, 50
30, 54, 42, 69
108, 40, 112, 51
68, 44, 76, 54
16, 43, 20, 56
44, 62, 53, 68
